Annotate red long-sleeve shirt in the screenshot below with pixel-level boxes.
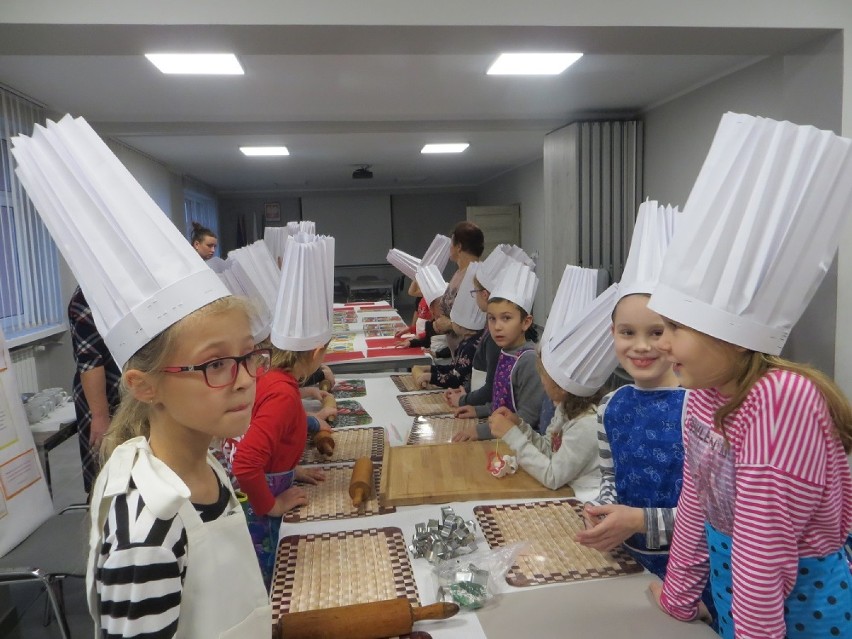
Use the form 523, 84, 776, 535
660, 370, 852, 638
231, 368, 307, 515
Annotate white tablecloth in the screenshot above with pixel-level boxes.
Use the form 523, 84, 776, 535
289, 374, 717, 639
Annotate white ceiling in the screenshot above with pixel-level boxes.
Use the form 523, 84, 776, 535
0, 23, 832, 193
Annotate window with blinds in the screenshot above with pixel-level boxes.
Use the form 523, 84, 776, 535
0, 90, 64, 348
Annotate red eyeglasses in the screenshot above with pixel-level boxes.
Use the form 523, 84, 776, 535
161, 348, 272, 388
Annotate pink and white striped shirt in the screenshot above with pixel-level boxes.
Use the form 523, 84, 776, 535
660, 369, 852, 639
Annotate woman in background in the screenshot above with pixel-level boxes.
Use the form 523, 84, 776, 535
191, 221, 218, 261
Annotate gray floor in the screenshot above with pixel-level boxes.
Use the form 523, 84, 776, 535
5, 435, 93, 638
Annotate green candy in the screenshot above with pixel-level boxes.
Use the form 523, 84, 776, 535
446, 581, 488, 609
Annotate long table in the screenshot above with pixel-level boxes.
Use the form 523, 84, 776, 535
325, 303, 431, 373
285, 374, 717, 639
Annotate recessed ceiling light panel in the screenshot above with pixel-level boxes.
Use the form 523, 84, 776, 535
145, 53, 244, 75
240, 146, 290, 156
487, 52, 583, 76
421, 143, 470, 154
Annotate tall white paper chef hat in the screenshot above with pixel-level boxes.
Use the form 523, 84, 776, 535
270, 232, 335, 351
649, 112, 852, 355
386, 248, 420, 280
263, 227, 287, 267
11, 115, 230, 368
497, 243, 535, 270
226, 240, 281, 342
450, 262, 487, 331
477, 244, 534, 292
415, 264, 448, 306
541, 283, 620, 397
387, 234, 452, 280
287, 220, 316, 236
619, 199, 679, 299
215, 261, 272, 344
489, 260, 539, 313
541, 265, 599, 344
420, 234, 452, 272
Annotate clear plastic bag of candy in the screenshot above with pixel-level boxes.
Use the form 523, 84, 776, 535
432, 541, 528, 609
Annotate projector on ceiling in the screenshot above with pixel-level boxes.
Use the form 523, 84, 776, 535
352, 166, 373, 179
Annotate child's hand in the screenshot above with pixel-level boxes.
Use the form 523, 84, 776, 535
316, 406, 338, 422
492, 407, 521, 426
394, 326, 413, 339
268, 486, 308, 516
433, 316, 452, 334
575, 504, 645, 551
452, 425, 479, 442
488, 412, 518, 438
444, 388, 464, 407
321, 365, 335, 387
396, 338, 414, 348
411, 365, 428, 379
295, 466, 326, 484
453, 405, 477, 419
648, 582, 712, 625
416, 373, 432, 389
301, 387, 323, 401
314, 418, 333, 432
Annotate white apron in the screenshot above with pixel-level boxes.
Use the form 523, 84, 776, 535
86, 436, 272, 638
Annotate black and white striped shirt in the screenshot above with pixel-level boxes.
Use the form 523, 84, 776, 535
95, 478, 229, 639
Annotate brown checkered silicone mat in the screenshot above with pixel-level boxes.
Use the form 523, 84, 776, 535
270, 527, 420, 621
299, 426, 385, 464
390, 374, 441, 392
396, 391, 454, 416
282, 464, 395, 523
406, 416, 485, 445
474, 500, 643, 586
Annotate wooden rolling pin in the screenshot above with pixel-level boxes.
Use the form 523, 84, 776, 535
318, 379, 333, 392
276, 599, 459, 639
349, 457, 373, 506
321, 393, 337, 423
314, 430, 335, 457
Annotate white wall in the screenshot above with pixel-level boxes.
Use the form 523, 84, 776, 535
476, 158, 546, 315
644, 33, 843, 375
217, 195, 302, 256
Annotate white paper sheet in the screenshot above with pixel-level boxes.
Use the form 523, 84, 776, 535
0, 448, 43, 499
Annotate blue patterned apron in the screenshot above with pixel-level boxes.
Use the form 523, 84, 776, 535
706, 522, 851, 639
241, 469, 296, 590
603, 386, 686, 577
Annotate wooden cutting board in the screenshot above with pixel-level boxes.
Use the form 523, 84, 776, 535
379, 440, 574, 506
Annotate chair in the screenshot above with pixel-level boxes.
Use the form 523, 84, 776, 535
0, 505, 89, 639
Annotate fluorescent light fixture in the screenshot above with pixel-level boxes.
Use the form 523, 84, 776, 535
145, 53, 244, 75
421, 143, 469, 154
487, 52, 583, 75
240, 146, 290, 156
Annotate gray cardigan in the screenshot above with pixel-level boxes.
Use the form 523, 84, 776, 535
474, 340, 544, 439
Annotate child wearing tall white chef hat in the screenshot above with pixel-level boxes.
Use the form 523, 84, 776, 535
647, 113, 852, 639
488, 266, 617, 500
575, 199, 688, 586
12, 115, 272, 637
228, 231, 334, 588
412, 262, 487, 390
453, 260, 546, 440
387, 234, 451, 347
445, 244, 535, 417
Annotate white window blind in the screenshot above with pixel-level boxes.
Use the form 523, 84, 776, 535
0, 89, 64, 347
184, 190, 219, 254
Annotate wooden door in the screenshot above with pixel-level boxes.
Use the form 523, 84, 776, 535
465, 204, 521, 257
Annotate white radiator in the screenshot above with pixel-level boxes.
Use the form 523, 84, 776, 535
10, 346, 39, 394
